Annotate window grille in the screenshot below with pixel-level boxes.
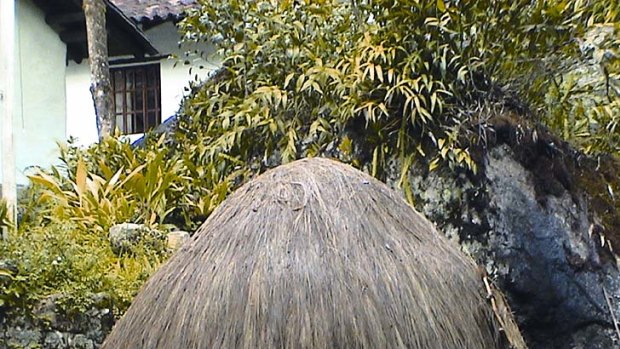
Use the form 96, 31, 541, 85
111, 63, 161, 134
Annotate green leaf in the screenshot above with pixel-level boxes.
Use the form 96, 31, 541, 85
437, 0, 446, 13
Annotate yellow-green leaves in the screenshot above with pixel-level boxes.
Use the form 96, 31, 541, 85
178, 0, 619, 204
27, 136, 192, 233
437, 0, 447, 13
0, 199, 13, 231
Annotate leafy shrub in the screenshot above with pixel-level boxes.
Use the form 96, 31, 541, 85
0, 199, 13, 231
0, 222, 167, 315
177, 0, 619, 196
0, 136, 184, 315
542, 24, 619, 154
29, 135, 195, 232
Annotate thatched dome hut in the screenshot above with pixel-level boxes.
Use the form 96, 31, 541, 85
102, 158, 504, 348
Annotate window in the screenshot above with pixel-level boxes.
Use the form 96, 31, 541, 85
111, 64, 161, 134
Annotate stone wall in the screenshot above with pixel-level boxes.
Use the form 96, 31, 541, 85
0, 294, 113, 349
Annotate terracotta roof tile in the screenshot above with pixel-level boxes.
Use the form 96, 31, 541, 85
110, 0, 198, 22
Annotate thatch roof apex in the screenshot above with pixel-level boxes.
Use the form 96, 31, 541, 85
103, 157, 504, 348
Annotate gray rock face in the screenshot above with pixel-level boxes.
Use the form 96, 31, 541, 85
407, 145, 620, 349
108, 223, 165, 255
485, 146, 618, 348
166, 230, 190, 250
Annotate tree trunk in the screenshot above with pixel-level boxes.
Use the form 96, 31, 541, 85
83, 0, 115, 140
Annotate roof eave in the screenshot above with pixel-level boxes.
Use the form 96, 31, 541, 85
104, 0, 158, 56
32, 0, 159, 63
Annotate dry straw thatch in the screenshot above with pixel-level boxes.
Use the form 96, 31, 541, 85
103, 157, 506, 348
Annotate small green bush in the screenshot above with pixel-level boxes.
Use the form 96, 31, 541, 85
0, 222, 167, 315
1, 135, 180, 316
0, 199, 12, 231
28, 135, 197, 232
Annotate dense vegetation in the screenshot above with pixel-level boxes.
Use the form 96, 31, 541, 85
1, 0, 618, 318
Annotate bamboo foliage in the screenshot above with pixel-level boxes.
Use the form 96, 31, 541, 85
178, 0, 619, 197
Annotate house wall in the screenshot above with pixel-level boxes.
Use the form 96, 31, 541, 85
0, 0, 67, 184
65, 62, 98, 145
144, 21, 220, 120
66, 21, 219, 146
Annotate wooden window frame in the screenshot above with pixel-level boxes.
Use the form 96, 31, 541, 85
111, 63, 162, 135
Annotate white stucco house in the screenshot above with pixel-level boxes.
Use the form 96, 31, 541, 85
0, 0, 216, 184
67, 0, 218, 146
